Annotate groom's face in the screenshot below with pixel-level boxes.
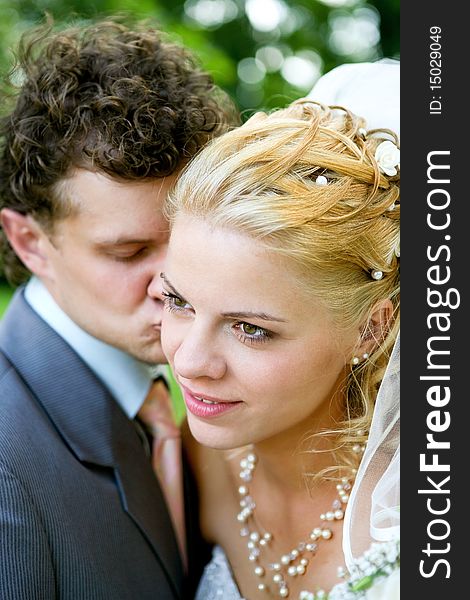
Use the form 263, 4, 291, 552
38, 169, 176, 364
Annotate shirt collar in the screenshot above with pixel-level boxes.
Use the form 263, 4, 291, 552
24, 277, 153, 418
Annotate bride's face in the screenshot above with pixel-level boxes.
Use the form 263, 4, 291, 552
160, 214, 358, 451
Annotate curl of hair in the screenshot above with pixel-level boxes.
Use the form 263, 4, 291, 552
166, 101, 400, 482
0, 16, 239, 285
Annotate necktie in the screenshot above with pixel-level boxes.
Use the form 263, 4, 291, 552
137, 378, 187, 570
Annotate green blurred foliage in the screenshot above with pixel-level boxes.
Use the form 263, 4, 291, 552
0, 0, 399, 116
0, 282, 13, 315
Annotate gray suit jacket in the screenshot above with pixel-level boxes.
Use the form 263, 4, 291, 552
0, 289, 186, 599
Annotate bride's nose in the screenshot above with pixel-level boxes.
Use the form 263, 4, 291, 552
173, 322, 227, 381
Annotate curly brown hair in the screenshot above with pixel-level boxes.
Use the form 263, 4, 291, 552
0, 16, 239, 285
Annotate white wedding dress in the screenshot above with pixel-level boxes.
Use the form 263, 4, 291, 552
195, 545, 245, 600
195, 61, 401, 600
195, 545, 349, 600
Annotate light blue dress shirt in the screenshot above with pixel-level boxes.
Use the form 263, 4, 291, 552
24, 277, 155, 418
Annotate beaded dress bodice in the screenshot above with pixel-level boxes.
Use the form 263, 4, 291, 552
195, 545, 348, 600
194, 541, 400, 600
195, 545, 243, 600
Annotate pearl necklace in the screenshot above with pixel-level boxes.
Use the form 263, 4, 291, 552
236, 452, 353, 598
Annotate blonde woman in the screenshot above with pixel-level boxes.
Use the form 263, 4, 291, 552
154, 99, 400, 599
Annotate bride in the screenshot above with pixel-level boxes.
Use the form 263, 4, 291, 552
156, 64, 400, 600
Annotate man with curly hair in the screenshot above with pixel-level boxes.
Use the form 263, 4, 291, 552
0, 17, 237, 599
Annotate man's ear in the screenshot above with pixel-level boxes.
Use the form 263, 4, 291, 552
0, 208, 52, 279
356, 299, 394, 357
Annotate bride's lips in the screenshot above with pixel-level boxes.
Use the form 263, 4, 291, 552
181, 386, 243, 418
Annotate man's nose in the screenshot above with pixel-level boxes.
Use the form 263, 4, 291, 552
147, 270, 164, 301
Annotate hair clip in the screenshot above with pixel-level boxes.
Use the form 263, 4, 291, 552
375, 140, 400, 176
315, 175, 328, 186
370, 269, 383, 281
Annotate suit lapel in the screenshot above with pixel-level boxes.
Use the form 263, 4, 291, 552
182, 447, 213, 597
0, 290, 184, 597
112, 413, 184, 597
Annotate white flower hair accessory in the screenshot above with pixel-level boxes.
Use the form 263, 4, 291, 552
374, 140, 400, 176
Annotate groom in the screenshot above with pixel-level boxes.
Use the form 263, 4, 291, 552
0, 17, 236, 599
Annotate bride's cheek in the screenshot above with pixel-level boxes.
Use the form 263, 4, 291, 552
160, 317, 176, 359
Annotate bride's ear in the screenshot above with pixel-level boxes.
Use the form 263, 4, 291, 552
355, 299, 394, 357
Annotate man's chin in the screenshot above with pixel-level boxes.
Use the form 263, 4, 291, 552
128, 326, 168, 364
135, 345, 168, 366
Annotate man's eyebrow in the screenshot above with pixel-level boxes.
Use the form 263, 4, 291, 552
161, 273, 286, 323
95, 235, 166, 246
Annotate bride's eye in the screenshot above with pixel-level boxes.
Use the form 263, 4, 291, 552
234, 322, 272, 345
161, 291, 192, 313
241, 323, 259, 335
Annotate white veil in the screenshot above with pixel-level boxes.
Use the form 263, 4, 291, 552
308, 59, 400, 136
309, 60, 400, 570
343, 334, 400, 566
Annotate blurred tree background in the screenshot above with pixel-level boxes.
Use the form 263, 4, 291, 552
0, 0, 399, 304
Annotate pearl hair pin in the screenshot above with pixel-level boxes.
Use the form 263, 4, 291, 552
315, 175, 328, 186
237, 452, 354, 598
370, 269, 383, 281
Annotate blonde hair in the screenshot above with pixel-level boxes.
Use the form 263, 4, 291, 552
166, 100, 400, 479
